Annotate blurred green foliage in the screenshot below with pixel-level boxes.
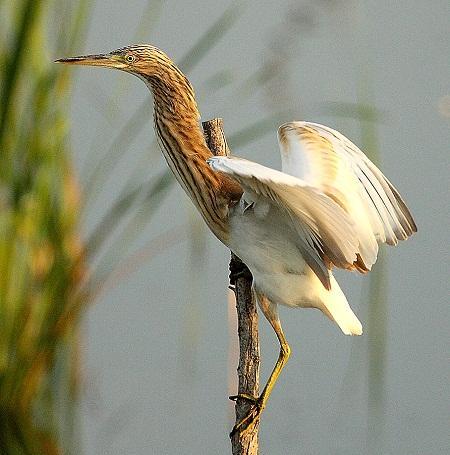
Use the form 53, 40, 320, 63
0, 1, 89, 453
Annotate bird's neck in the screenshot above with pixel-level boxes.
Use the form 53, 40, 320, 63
150, 71, 209, 162
143, 66, 241, 242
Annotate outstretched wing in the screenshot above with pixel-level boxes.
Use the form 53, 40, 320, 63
207, 155, 360, 290
277, 121, 417, 270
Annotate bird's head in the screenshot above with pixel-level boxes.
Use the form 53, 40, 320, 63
56, 44, 198, 118
55, 44, 173, 80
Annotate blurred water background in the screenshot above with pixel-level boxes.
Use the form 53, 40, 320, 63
1, 0, 449, 454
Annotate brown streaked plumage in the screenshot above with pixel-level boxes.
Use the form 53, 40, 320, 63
57, 44, 416, 438
57, 45, 241, 243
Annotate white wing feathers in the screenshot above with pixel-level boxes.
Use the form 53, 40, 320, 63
277, 121, 417, 270
207, 155, 359, 290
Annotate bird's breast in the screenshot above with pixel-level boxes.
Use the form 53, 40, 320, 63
228, 204, 324, 308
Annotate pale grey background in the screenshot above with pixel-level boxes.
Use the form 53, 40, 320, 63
67, 1, 449, 453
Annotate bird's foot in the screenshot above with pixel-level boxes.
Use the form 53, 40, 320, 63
229, 393, 258, 403
229, 259, 252, 286
229, 394, 264, 438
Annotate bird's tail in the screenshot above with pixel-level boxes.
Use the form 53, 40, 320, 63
319, 275, 363, 336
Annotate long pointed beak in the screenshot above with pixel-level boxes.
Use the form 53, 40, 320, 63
55, 53, 121, 68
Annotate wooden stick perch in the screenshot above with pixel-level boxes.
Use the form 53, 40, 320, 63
202, 118, 260, 455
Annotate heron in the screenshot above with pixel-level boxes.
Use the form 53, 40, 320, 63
56, 45, 416, 435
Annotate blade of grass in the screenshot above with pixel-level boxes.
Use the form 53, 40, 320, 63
320, 101, 384, 125
90, 224, 185, 303
90, 170, 173, 276
178, 0, 247, 73
203, 69, 234, 91
0, 0, 41, 145
366, 254, 387, 453
132, 0, 164, 43
179, 207, 208, 380
86, 169, 173, 257
82, 100, 152, 199
329, 99, 387, 454
228, 111, 291, 149
79, 0, 164, 191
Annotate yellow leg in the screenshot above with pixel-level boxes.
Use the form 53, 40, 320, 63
230, 292, 291, 436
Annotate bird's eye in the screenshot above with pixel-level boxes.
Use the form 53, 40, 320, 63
125, 54, 136, 63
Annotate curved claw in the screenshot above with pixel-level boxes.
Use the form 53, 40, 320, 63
229, 258, 253, 285
229, 393, 258, 403
229, 400, 263, 438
